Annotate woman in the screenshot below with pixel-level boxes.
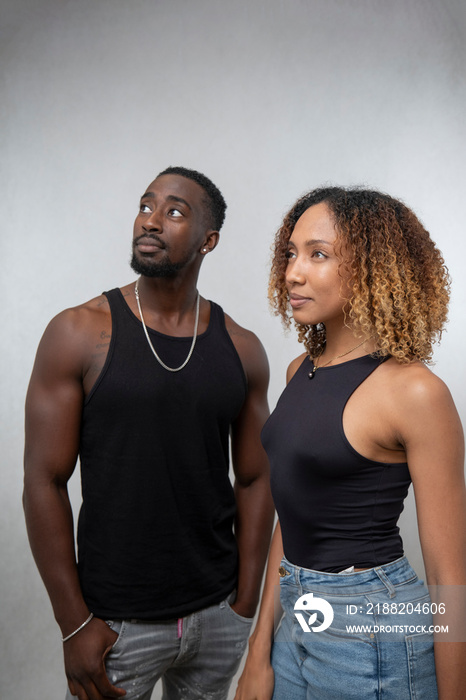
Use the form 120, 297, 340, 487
235, 187, 465, 700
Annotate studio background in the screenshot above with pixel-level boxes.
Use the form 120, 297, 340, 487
1, 0, 465, 697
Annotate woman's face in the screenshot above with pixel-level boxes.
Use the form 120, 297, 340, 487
285, 202, 352, 328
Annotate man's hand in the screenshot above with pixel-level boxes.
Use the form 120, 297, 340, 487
229, 597, 256, 620
64, 617, 126, 699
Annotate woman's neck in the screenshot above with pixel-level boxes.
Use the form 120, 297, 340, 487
317, 329, 377, 366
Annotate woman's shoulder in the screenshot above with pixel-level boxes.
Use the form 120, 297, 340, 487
379, 357, 456, 418
370, 358, 463, 461
286, 352, 308, 383
381, 356, 446, 390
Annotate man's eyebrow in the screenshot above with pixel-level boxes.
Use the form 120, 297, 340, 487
140, 192, 192, 210
166, 195, 192, 210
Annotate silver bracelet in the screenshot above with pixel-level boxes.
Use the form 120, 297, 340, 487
62, 612, 94, 643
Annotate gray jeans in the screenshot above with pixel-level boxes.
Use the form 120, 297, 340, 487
65, 594, 253, 700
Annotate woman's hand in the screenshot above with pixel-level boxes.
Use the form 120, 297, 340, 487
234, 520, 284, 700
234, 651, 274, 700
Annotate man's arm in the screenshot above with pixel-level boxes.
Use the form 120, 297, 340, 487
23, 305, 125, 700
227, 318, 275, 618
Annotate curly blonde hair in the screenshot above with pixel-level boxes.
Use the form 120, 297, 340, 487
269, 186, 450, 363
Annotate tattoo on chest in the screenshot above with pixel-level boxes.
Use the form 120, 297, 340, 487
228, 327, 248, 339
95, 330, 111, 350
84, 330, 111, 392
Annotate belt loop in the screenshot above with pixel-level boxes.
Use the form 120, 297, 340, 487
374, 566, 396, 598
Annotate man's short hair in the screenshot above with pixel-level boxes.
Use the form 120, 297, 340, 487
157, 166, 227, 231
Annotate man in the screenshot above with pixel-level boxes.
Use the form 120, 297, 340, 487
23, 166, 274, 700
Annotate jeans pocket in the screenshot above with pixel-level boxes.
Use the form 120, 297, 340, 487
223, 595, 255, 625
105, 619, 127, 653
406, 631, 438, 699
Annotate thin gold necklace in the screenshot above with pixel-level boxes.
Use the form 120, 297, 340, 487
134, 279, 200, 372
308, 338, 368, 380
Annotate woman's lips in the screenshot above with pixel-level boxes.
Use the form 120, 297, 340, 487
289, 294, 311, 308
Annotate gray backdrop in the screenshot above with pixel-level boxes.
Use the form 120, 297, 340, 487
2, 0, 465, 698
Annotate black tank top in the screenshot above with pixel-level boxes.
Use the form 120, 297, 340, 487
262, 354, 411, 572
77, 289, 247, 619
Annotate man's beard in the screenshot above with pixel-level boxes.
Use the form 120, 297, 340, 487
130, 251, 188, 278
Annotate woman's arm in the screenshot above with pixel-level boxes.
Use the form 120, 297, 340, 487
234, 353, 308, 700
395, 366, 466, 700
234, 520, 284, 700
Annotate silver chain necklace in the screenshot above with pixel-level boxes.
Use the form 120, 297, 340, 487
134, 279, 200, 372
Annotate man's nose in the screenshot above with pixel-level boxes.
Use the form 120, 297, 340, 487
143, 209, 163, 231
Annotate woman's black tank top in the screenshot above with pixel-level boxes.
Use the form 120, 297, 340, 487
261, 354, 411, 572
77, 289, 247, 619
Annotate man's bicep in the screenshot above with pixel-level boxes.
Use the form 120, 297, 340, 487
231, 357, 270, 483
24, 317, 85, 482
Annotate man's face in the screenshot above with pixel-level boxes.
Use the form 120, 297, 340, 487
131, 174, 211, 277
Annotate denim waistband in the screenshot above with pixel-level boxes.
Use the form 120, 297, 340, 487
281, 555, 419, 598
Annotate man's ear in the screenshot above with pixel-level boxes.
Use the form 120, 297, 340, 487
200, 230, 220, 255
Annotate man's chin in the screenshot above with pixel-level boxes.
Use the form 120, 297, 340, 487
130, 253, 182, 278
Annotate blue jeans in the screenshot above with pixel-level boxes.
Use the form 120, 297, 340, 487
272, 556, 438, 700
65, 593, 253, 700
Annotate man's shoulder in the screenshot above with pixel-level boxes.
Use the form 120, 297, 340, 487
39, 289, 123, 356
50, 292, 110, 332
222, 310, 264, 351
221, 310, 269, 386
